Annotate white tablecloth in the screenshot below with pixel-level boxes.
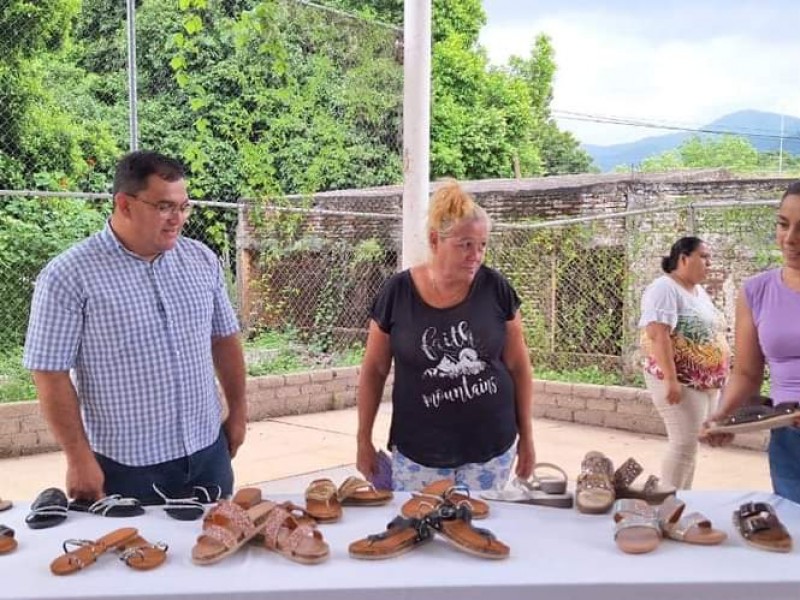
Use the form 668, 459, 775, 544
1, 490, 798, 600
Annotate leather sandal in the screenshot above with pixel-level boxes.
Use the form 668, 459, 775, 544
658, 496, 726, 545
191, 500, 274, 565
337, 476, 393, 506
613, 457, 676, 504
575, 451, 615, 514
258, 501, 329, 564
349, 515, 433, 560
733, 501, 792, 553
706, 398, 800, 434
0, 526, 17, 555
50, 527, 140, 575
26, 488, 69, 529
425, 502, 509, 559
116, 534, 169, 570
401, 480, 489, 519
613, 499, 661, 554
304, 479, 342, 523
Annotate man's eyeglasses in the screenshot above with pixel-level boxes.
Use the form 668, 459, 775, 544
129, 195, 193, 217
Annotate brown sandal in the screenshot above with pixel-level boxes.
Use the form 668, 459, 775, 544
259, 501, 329, 564
733, 501, 792, 553
400, 480, 489, 519
659, 496, 726, 545
191, 500, 274, 565
116, 534, 168, 570
0, 526, 17, 555
349, 516, 433, 560
338, 476, 393, 506
614, 457, 676, 504
50, 527, 139, 575
304, 479, 342, 523
425, 502, 509, 559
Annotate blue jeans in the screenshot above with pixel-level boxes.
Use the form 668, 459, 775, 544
95, 430, 234, 504
768, 427, 800, 503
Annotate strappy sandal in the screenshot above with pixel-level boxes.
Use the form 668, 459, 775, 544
480, 476, 574, 508
613, 499, 661, 554
278, 501, 317, 527
258, 501, 329, 564
658, 496, 726, 545
0, 526, 17, 555
152, 484, 204, 521
26, 488, 69, 529
191, 500, 274, 565
50, 527, 140, 575
733, 501, 792, 553
349, 516, 433, 560
424, 502, 509, 559
400, 480, 489, 519
116, 534, 169, 570
69, 495, 145, 518
304, 479, 342, 523
337, 476, 393, 506
613, 457, 676, 504
575, 451, 615, 514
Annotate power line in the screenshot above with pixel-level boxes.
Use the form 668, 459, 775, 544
552, 109, 800, 142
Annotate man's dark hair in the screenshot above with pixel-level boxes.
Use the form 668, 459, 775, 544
780, 181, 800, 205
113, 151, 185, 195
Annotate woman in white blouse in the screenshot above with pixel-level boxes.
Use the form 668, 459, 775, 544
639, 237, 730, 489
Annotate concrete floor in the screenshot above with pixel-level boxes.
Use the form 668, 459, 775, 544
0, 403, 771, 502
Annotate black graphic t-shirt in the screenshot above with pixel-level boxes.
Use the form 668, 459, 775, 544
371, 265, 521, 468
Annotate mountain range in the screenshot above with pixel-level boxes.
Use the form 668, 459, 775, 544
583, 110, 800, 172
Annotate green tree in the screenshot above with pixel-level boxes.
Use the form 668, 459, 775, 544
637, 135, 761, 173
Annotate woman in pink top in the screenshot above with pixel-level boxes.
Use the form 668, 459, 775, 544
705, 182, 800, 503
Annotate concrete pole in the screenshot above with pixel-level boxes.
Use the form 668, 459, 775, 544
126, 0, 139, 151
401, 0, 432, 269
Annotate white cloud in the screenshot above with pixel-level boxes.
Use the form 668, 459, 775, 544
479, 7, 800, 145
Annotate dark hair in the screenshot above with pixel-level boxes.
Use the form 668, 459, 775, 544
113, 151, 185, 195
780, 181, 800, 205
661, 236, 704, 273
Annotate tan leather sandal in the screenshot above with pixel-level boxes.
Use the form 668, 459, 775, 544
658, 496, 726, 545
50, 527, 139, 575
304, 479, 342, 523
425, 502, 509, 559
259, 501, 329, 564
116, 534, 169, 570
337, 476, 393, 506
349, 515, 433, 560
401, 480, 489, 519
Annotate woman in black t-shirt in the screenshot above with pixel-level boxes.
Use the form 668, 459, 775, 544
356, 180, 536, 491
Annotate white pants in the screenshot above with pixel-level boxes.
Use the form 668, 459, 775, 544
644, 372, 719, 490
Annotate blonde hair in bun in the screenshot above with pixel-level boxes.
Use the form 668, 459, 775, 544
427, 179, 490, 240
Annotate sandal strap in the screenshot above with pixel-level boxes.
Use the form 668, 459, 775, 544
86, 495, 141, 516
577, 472, 614, 493
306, 480, 337, 503
668, 512, 711, 540
119, 541, 169, 565
206, 500, 257, 537
369, 516, 431, 544
152, 484, 203, 511
200, 524, 240, 550
613, 457, 643, 491
337, 476, 376, 501
283, 524, 319, 553
26, 504, 69, 522
614, 514, 661, 538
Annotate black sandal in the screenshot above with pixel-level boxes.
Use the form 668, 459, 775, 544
25, 488, 69, 529
68, 495, 144, 518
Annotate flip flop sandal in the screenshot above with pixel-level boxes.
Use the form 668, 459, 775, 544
706, 400, 800, 434
191, 500, 274, 565
26, 488, 69, 529
304, 479, 342, 523
69, 495, 145, 518
349, 515, 433, 560
193, 485, 223, 504
424, 502, 509, 559
152, 484, 204, 521
0, 499, 12, 512
0, 526, 17, 555
733, 501, 792, 553
613, 499, 661, 554
614, 457, 676, 504
259, 502, 330, 564
480, 477, 574, 508
401, 480, 490, 519
575, 451, 615, 514
337, 476, 393, 506
116, 534, 169, 571
50, 527, 140, 576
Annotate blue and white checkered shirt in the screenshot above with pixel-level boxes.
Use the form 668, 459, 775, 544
23, 222, 240, 466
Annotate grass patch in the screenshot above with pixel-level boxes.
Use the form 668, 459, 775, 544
0, 349, 36, 403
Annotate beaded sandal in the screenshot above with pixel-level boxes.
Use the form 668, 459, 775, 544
613, 457, 676, 504
575, 451, 615, 514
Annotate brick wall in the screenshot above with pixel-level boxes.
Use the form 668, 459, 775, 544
0, 369, 766, 457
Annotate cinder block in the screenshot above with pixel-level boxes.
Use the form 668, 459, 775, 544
571, 383, 604, 399
285, 372, 312, 386
617, 398, 657, 416
277, 386, 303, 399
300, 383, 325, 395
310, 371, 334, 383
308, 393, 334, 413
586, 397, 618, 412
556, 397, 587, 410
0, 420, 20, 435
543, 406, 573, 422
544, 381, 573, 396
603, 385, 641, 402
573, 409, 606, 427
257, 375, 285, 389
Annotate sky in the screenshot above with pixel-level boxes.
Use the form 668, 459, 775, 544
479, 0, 800, 146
